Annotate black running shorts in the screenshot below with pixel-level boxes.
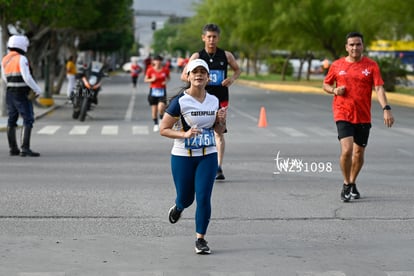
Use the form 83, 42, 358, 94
336, 121, 371, 147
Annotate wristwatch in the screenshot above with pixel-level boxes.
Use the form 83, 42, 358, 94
383, 105, 391, 110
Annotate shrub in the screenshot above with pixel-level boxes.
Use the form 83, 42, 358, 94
372, 57, 407, 92
267, 57, 293, 76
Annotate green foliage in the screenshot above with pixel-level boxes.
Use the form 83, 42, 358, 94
152, 22, 187, 56
1, 0, 134, 50
78, 30, 134, 53
350, 0, 414, 41
267, 57, 293, 76
372, 57, 407, 92
0, 0, 134, 98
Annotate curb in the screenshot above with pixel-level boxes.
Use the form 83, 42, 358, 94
237, 79, 414, 108
34, 101, 65, 120
0, 97, 67, 132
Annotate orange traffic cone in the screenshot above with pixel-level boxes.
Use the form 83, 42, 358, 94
258, 106, 268, 128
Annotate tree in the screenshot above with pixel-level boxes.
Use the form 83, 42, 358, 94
150, 0, 414, 82
350, 0, 414, 41
1, 0, 134, 96
152, 22, 184, 56
269, 1, 352, 79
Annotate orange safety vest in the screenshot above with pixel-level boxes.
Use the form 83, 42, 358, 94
2, 51, 30, 93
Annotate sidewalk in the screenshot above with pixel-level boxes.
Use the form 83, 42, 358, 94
0, 95, 67, 131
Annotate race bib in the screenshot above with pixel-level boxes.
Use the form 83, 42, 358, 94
151, 88, 165, 97
209, 70, 225, 86
184, 128, 216, 149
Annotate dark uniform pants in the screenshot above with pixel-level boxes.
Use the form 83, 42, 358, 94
6, 91, 34, 128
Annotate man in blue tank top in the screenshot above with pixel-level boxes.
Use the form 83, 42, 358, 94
181, 23, 241, 180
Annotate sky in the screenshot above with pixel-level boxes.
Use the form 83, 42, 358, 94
133, 0, 200, 55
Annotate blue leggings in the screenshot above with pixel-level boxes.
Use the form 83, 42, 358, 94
171, 153, 218, 235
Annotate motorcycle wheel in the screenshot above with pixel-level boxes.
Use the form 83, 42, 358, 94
72, 86, 82, 119
79, 96, 89, 122
72, 110, 80, 119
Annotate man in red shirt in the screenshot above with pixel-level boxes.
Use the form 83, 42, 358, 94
323, 32, 394, 202
130, 59, 142, 88
144, 55, 170, 132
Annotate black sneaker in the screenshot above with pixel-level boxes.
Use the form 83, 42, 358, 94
341, 184, 352, 202
9, 148, 20, 156
216, 166, 225, 180
350, 183, 360, 199
195, 238, 211, 254
168, 205, 182, 224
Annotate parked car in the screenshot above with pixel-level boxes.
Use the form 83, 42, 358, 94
290, 59, 323, 75
122, 56, 145, 73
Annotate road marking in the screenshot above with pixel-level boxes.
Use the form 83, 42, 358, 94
277, 127, 307, 137
69, 125, 90, 135
228, 105, 258, 123
386, 272, 414, 276
37, 125, 61, 135
125, 85, 139, 121
297, 271, 345, 276
305, 126, 334, 137
132, 125, 149, 135
33, 124, 414, 138
209, 272, 255, 276
101, 125, 118, 135
19, 273, 65, 276
12, 271, 414, 276
397, 148, 414, 157
394, 127, 414, 136
118, 272, 163, 276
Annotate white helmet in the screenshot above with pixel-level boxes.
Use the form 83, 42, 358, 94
7, 35, 30, 52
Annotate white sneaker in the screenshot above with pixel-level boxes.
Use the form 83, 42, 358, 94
153, 124, 159, 132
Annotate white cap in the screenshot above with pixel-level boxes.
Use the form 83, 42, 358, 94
7, 35, 30, 52
186, 59, 209, 74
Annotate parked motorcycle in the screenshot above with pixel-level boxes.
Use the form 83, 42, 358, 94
71, 61, 105, 121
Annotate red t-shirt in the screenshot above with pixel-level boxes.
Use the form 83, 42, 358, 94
324, 56, 384, 124
130, 64, 141, 77
145, 66, 170, 88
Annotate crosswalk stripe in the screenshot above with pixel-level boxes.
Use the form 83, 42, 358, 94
19, 273, 65, 276
209, 272, 255, 276
37, 125, 61, 135
69, 125, 90, 135
11, 271, 414, 276
118, 272, 163, 276
101, 125, 118, 135
32, 124, 414, 138
132, 125, 149, 135
296, 271, 345, 276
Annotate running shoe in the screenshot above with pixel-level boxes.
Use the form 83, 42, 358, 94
168, 205, 182, 224
195, 238, 211, 254
153, 124, 159, 132
341, 184, 352, 202
216, 166, 225, 180
350, 183, 360, 199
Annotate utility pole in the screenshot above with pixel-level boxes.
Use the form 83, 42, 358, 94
0, 26, 6, 117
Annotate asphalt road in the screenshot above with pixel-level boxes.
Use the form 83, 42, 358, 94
0, 72, 413, 276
